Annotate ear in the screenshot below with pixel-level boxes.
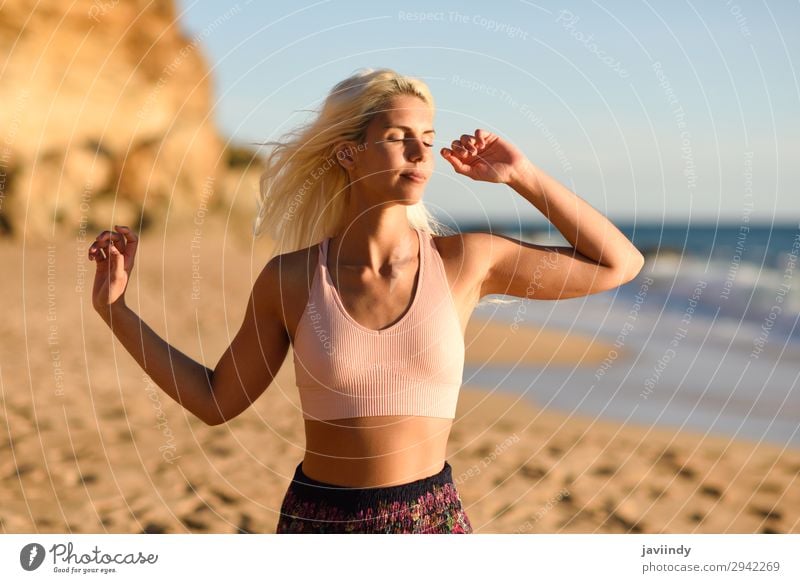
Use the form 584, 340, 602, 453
334, 140, 360, 170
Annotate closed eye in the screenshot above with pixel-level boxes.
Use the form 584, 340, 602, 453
385, 138, 435, 148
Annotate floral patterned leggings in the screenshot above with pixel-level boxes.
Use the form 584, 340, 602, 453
276, 460, 474, 534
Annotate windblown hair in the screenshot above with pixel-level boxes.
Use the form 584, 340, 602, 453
252, 67, 454, 255
252, 67, 515, 306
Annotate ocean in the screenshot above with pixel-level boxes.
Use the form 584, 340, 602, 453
457, 221, 800, 447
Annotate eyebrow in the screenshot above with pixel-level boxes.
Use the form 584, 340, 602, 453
383, 124, 436, 134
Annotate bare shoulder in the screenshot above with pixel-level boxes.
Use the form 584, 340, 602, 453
432, 230, 494, 270
431, 231, 493, 298
256, 241, 322, 338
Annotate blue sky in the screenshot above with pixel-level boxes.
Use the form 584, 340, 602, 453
176, 0, 798, 223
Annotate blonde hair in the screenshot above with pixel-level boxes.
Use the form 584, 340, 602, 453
252, 67, 515, 306
252, 67, 451, 252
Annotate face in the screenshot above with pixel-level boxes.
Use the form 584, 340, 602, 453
339, 94, 435, 206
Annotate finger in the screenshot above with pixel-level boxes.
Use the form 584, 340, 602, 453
475, 129, 489, 148
460, 134, 478, 154
114, 225, 138, 250
93, 231, 111, 252
109, 244, 126, 279
441, 148, 469, 174
96, 230, 125, 249
96, 230, 119, 241
89, 240, 107, 260
109, 232, 129, 255
114, 225, 138, 271
112, 235, 126, 254
450, 140, 469, 157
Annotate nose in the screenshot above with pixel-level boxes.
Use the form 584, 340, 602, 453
406, 137, 429, 162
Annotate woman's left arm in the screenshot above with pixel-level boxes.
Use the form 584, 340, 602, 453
508, 159, 645, 273
441, 129, 645, 300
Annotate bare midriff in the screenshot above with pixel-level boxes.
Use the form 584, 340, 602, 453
302, 415, 453, 488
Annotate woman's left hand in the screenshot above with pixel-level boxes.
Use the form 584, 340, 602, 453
440, 129, 529, 185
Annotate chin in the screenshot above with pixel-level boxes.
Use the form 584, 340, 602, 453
396, 190, 425, 205
385, 184, 422, 203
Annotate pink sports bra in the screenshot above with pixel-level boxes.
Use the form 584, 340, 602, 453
292, 227, 465, 421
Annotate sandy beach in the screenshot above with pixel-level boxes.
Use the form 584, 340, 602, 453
2, 219, 798, 534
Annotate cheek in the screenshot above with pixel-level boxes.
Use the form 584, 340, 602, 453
362, 147, 402, 178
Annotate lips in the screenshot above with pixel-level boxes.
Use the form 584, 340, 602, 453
400, 171, 427, 182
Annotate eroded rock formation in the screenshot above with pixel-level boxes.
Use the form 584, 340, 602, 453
0, 0, 261, 240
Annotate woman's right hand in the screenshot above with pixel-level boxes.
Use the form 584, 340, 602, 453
89, 225, 139, 315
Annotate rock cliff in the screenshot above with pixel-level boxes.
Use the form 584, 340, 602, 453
0, 0, 261, 240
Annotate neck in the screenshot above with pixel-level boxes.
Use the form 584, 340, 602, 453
332, 197, 418, 273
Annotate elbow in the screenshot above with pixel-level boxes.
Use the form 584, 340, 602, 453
607, 252, 646, 285
203, 373, 228, 426
203, 405, 244, 426
201, 407, 227, 426
202, 414, 223, 426
622, 252, 646, 282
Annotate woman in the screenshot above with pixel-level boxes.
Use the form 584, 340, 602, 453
89, 68, 644, 534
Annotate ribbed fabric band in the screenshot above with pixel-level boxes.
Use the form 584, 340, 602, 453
292, 228, 465, 421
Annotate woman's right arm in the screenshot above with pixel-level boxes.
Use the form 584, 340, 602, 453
90, 226, 289, 426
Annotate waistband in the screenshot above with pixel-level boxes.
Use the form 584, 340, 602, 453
288, 461, 454, 512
